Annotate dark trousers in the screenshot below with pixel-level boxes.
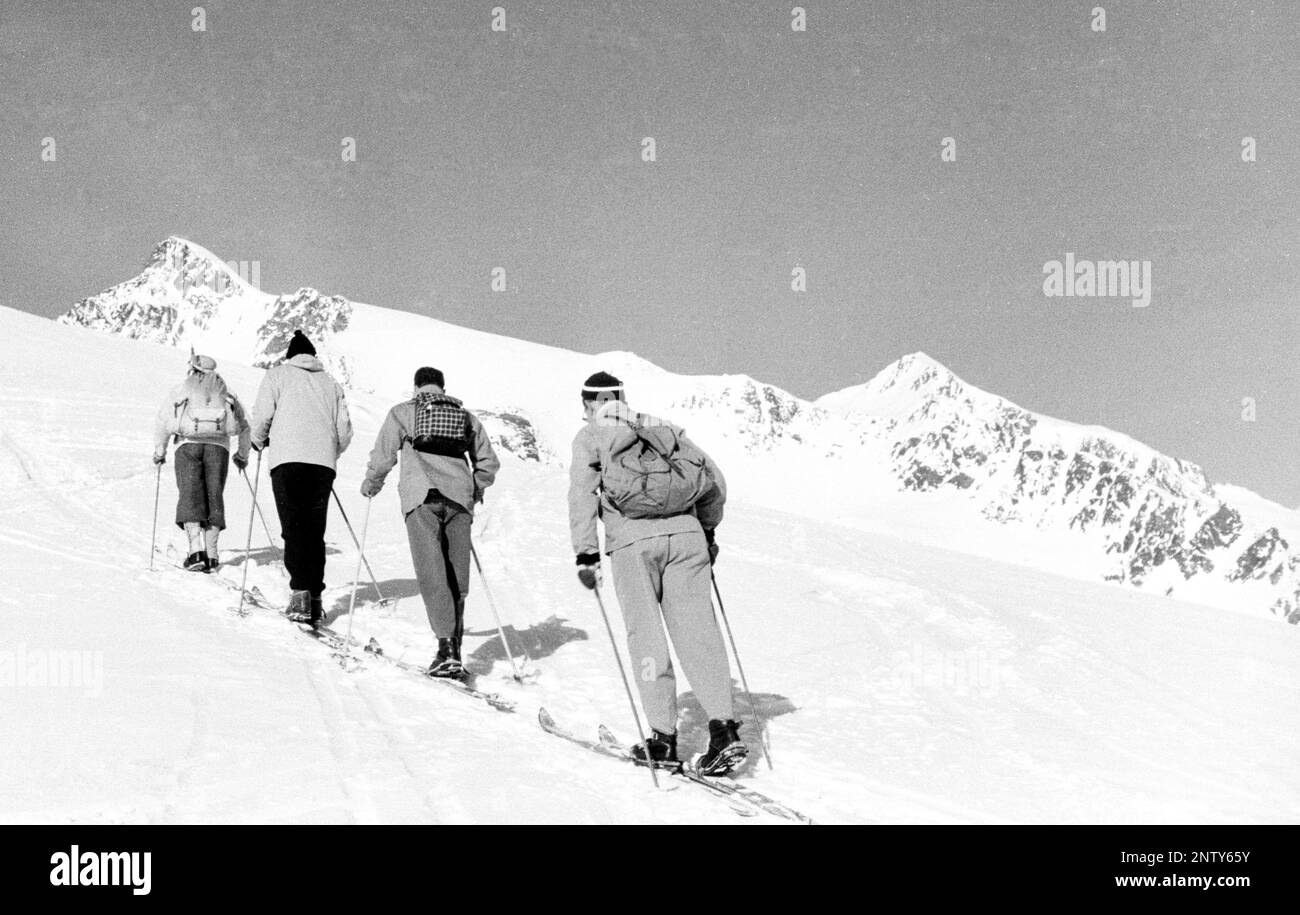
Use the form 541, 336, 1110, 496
404, 493, 472, 641
270, 462, 336, 597
174, 443, 230, 531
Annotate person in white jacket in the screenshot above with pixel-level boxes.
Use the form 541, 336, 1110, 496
153, 354, 251, 572
249, 331, 353, 624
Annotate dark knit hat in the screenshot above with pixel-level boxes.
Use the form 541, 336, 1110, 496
286, 330, 316, 359
581, 371, 624, 402
414, 366, 445, 389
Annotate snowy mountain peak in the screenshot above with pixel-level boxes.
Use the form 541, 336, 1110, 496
817, 351, 979, 423
143, 236, 259, 297
869, 351, 960, 395
59, 237, 361, 382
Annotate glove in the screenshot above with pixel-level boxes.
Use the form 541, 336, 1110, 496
360, 478, 381, 498
233, 454, 248, 471
704, 529, 719, 566
473, 487, 484, 506
251, 439, 268, 453
576, 552, 602, 590
152, 452, 166, 466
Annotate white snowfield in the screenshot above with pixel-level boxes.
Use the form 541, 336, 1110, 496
1, 304, 1296, 824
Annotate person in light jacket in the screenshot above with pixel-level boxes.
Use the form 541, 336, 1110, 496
568, 371, 746, 776
153, 353, 251, 572
361, 367, 500, 678
249, 330, 353, 624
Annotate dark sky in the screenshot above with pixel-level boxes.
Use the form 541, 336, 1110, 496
2, 0, 1297, 504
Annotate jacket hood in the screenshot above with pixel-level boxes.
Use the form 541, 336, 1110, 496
284, 354, 325, 372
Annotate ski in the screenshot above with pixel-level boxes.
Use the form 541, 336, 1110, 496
536, 708, 758, 819
291, 618, 517, 713
597, 724, 815, 825
163, 544, 269, 615
288, 619, 369, 671
363, 636, 517, 713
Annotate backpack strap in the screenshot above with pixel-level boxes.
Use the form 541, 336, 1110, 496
629, 424, 689, 478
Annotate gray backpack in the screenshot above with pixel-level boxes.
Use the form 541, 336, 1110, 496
600, 419, 712, 519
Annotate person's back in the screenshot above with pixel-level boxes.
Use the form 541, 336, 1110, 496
567, 371, 745, 776
250, 353, 352, 472
249, 331, 354, 624
569, 398, 725, 555
152, 355, 251, 572
361, 366, 500, 678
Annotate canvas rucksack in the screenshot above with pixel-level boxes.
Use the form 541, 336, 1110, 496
407, 393, 472, 457
600, 418, 713, 519
170, 395, 240, 439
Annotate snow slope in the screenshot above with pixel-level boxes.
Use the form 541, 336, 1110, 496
1, 305, 1297, 823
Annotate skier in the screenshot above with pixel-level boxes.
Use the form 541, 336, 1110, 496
568, 371, 746, 775
249, 330, 354, 625
153, 354, 252, 572
360, 367, 500, 678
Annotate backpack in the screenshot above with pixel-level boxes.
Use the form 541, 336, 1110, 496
407, 393, 471, 457
599, 418, 713, 519
170, 395, 240, 439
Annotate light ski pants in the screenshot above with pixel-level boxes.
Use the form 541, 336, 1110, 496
405, 494, 472, 641
610, 531, 734, 734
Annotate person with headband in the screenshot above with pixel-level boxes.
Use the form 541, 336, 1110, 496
567, 371, 747, 776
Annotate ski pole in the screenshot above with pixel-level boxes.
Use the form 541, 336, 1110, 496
711, 572, 772, 770
331, 488, 387, 604
236, 450, 263, 615
590, 586, 660, 789
341, 496, 373, 662
240, 467, 283, 570
469, 544, 532, 682
148, 462, 162, 571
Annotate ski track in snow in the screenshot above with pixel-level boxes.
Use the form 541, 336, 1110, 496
2, 307, 1298, 824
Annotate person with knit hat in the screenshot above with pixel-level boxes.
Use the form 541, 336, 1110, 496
360, 366, 500, 677
568, 371, 747, 776
249, 330, 354, 624
153, 353, 252, 572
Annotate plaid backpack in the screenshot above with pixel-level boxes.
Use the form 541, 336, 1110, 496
408, 392, 471, 456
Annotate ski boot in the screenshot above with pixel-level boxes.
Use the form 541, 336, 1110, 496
695, 719, 747, 776
310, 596, 324, 627
206, 552, 221, 573
428, 638, 465, 679
183, 551, 209, 573
284, 590, 314, 624
631, 730, 680, 770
